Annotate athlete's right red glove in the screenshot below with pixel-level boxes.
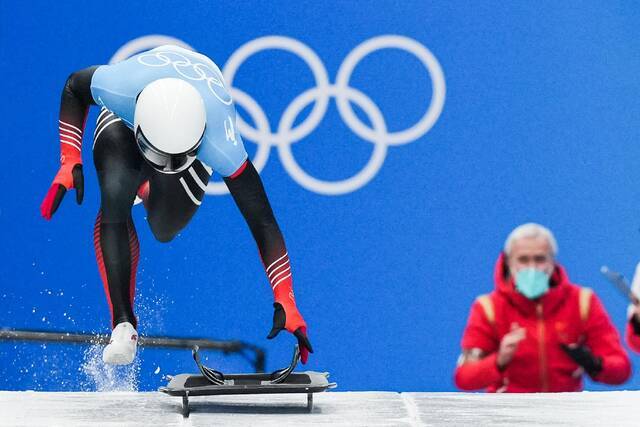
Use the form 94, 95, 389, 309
267, 301, 313, 364
40, 160, 84, 220
41, 117, 88, 220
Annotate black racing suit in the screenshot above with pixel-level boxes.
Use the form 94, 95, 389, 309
60, 68, 291, 329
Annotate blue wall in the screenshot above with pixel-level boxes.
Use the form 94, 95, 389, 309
2, 1, 640, 392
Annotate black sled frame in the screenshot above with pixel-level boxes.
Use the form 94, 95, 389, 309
160, 345, 336, 417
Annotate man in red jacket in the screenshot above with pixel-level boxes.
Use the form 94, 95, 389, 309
455, 223, 631, 392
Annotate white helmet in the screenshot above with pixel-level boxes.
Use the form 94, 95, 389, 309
134, 78, 206, 173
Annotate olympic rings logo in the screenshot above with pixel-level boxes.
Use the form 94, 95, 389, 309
111, 34, 446, 195
137, 50, 232, 106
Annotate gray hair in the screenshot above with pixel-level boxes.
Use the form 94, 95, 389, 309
504, 223, 558, 257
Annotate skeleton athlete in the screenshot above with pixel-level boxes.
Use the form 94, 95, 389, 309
40, 45, 313, 365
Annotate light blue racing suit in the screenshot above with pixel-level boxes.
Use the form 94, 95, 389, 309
90, 45, 247, 177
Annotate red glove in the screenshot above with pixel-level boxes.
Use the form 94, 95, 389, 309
41, 120, 85, 219
264, 251, 313, 363
267, 295, 313, 364
41, 163, 84, 220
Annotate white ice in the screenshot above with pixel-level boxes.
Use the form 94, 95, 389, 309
1, 390, 639, 426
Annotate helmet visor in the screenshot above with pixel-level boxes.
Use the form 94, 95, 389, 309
135, 126, 203, 174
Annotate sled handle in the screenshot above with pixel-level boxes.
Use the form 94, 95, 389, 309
270, 345, 300, 384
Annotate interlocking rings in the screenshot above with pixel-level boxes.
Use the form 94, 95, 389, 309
224, 36, 331, 147
112, 34, 446, 195
278, 86, 388, 195
335, 36, 446, 147
137, 50, 232, 106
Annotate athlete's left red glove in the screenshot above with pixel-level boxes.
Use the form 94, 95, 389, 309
267, 301, 313, 364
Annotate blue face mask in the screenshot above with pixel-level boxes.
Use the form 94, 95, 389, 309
515, 268, 550, 299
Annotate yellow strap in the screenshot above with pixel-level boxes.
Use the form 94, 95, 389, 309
579, 287, 593, 323
476, 294, 495, 325
476, 289, 590, 326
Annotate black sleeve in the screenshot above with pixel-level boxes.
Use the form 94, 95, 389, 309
60, 66, 99, 131
223, 161, 288, 267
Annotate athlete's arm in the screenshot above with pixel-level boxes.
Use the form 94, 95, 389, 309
224, 160, 313, 363
41, 66, 99, 219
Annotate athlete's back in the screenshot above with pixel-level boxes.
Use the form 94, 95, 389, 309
91, 45, 247, 177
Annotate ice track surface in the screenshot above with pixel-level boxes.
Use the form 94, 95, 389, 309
1, 390, 639, 426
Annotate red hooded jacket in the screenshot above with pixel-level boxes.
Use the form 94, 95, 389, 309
454, 254, 631, 392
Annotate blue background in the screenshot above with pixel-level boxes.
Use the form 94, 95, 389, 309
1, 1, 640, 392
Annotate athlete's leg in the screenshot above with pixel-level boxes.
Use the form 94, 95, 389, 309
92, 108, 145, 329
145, 160, 211, 242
